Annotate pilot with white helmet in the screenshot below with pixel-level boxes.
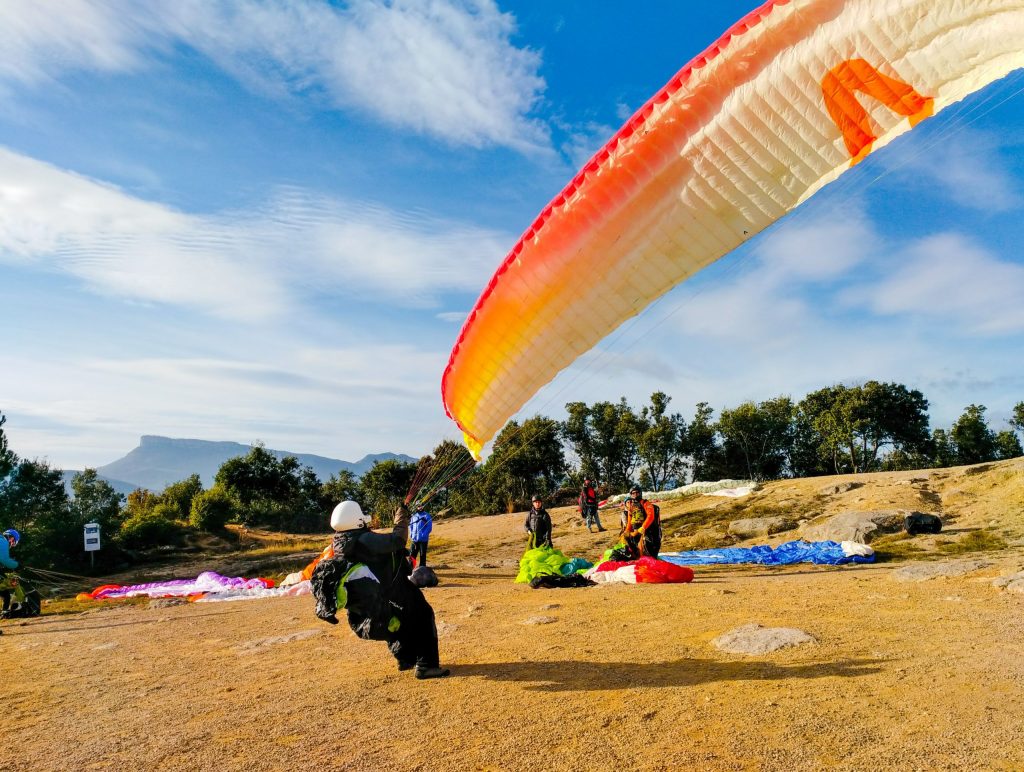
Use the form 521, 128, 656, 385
314, 501, 449, 680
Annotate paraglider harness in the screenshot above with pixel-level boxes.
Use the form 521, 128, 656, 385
617, 500, 662, 561
310, 528, 411, 640
0, 574, 41, 619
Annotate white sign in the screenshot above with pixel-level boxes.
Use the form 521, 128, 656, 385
84, 522, 101, 552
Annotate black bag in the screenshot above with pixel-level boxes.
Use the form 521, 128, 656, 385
410, 566, 438, 588
904, 512, 942, 535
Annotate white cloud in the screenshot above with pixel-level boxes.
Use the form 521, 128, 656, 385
436, 311, 468, 323
0, 147, 510, 318
0, 0, 549, 151
880, 128, 1020, 212
559, 120, 616, 169
846, 233, 1024, 334
3, 342, 457, 468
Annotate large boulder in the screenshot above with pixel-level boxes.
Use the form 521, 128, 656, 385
727, 516, 796, 540
799, 510, 906, 544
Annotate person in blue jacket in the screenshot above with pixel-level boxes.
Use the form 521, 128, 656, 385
0, 528, 25, 617
409, 505, 433, 567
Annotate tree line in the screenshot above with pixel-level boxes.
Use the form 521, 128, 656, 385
1, 384, 1021, 570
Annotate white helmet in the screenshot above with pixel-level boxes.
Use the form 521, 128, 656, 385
330, 500, 369, 531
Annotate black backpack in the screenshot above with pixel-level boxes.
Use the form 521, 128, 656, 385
904, 513, 942, 535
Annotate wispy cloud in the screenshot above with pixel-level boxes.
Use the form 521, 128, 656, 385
558, 120, 616, 169
880, 128, 1021, 212
0, 0, 549, 151
0, 148, 510, 318
845, 232, 1024, 334
3, 342, 456, 467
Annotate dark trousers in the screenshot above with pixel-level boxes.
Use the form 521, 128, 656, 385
410, 540, 428, 566
582, 503, 603, 530
386, 580, 440, 669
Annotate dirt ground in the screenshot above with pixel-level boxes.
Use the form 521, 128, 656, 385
3, 460, 1023, 771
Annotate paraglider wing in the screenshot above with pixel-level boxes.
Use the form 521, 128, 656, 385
442, 0, 1024, 457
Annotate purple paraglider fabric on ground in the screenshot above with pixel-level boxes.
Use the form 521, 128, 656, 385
78, 571, 274, 601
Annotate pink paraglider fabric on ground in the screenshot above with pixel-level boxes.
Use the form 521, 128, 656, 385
77, 571, 274, 601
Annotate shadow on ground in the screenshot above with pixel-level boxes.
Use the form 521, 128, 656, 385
453, 657, 883, 692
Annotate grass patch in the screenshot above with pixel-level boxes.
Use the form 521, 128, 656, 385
937, 529, 1008, 554
40, 595, 152, 616
871, 532, 927, 562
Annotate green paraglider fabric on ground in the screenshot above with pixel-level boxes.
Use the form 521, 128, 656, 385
515, 547, 572, 583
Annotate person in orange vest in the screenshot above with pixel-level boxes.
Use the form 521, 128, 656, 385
578, 477, 605, 532
620, 485, 662, 559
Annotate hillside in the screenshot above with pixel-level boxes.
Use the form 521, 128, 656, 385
3, 458, 1022, 770
95, 435, 416, 490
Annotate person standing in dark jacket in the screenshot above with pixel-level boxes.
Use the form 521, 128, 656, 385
524, 495, 553, 549
322, 501, 449, 679
578, 478, 605, 532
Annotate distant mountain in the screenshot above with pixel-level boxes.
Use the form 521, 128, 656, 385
95, 435, 417, 492
61, 470, 141, 498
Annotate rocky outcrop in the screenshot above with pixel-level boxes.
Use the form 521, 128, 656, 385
727, 516, 797, 539
817, 481, 863, 496
799, 510, 907, 544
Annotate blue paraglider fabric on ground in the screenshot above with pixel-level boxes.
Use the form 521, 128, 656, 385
659, 540, 874, 567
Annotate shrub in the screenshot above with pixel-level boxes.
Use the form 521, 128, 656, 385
119, 503, 182, 549
190, 487, 235, 532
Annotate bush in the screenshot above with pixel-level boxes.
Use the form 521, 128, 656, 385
190, 487, 234, 532
119, 503, 183, 549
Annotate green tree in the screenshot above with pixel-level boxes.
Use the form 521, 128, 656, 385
124, 488, 159, 519
634, 392, 687, 491
682, 402, 723, 482
562, 399, 639, 491
358, 459, 418, 526
160, 474, 203, 519
322, 470, 360, 507
929, 428, 957, 468
119, 501, 183, 549
801, 382, 930, 474
1010, 402, 1024, 435
214, 444, 325, 531
189, 486, 235, 532
70, 469, 125, 549
0, 412, 17, 480
0, 459, 72, 568
994, 430, 1023, 460
477, 417, 566, 513
409, 439, 476, 512
717, 397, 794, 481
950, 404, 998, 465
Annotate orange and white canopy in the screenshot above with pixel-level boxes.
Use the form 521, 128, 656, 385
443, 0, 1024, 458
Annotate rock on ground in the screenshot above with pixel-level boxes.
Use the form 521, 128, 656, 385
712, 623, 816, 655
892, 560, 992, 582
992, 571, 1024, 593
818, 481, 863, 496
799, 510, 907, 544
727, 516, 796, 539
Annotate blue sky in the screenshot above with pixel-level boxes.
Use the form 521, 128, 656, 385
2, 0, 1023, 470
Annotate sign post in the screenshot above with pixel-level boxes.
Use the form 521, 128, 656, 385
83, 522, 101, 569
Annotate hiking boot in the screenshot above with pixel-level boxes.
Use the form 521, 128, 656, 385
415, 666, 450, 680
397, 661, 415, 672
597, 527, 607, 532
